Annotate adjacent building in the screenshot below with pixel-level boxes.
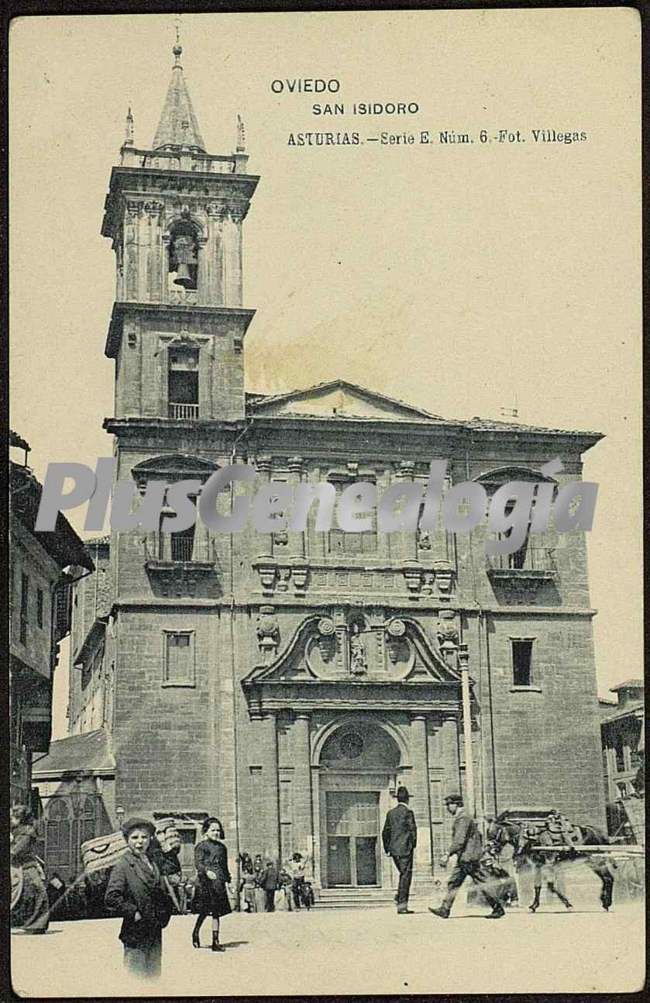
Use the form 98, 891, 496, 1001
9, 446, 93, 810
599, 679, 644, 839
51, 43, 608, 898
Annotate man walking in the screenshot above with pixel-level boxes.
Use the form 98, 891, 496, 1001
382, 785, 417, 914
429, 794, 505, 920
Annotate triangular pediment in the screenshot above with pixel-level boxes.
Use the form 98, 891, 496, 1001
248, 380, 445, 423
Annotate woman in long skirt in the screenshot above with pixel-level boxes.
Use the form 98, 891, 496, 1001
192, 818, 232, 952
10, 805, 49, 934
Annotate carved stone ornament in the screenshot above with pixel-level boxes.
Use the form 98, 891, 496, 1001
291, 561, 309, 593
317, 617, 335, 636
402, 561, 424, 593
436, 620, 459, 647
273, 531, 288, 548
386, 618, 406, 638
256, 606, 280, 658
256, 560, 278, 593
205, 201, 228, 219
433, 560, 454, 594
228, 201, 248, 223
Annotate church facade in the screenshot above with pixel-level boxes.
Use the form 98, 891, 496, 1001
64, 43, 606, 897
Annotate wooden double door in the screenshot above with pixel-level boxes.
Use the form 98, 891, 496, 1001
325, 791, 380, 887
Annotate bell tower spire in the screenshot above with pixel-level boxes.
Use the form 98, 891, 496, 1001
151, 29, 205, 152
101, 36, 259, 425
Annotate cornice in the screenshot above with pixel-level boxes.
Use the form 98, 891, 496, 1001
105, 301, 256, 358
101, 166, 259, 238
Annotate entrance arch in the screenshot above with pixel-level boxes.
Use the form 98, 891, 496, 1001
317, 720, 403, 889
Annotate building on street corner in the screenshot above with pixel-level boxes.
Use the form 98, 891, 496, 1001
42, 40, 608, 902
9, 441, 93, 810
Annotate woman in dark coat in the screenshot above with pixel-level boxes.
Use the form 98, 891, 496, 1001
10, 805, 49, 933
192, 817, 232, 952
104, 817, 172, 979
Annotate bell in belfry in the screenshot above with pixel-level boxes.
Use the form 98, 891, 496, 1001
171, 233, 197, 288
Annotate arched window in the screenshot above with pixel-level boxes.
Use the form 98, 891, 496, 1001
475, 465, 558, 573
79, 795, 97, 847
46, 798, 71, 869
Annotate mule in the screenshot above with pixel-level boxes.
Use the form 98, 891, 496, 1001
488, 813, 615, 912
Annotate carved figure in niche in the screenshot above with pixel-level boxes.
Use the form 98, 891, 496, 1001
169, 225, 198, 289
417, 528, 432, 551
350, 623, 368, 676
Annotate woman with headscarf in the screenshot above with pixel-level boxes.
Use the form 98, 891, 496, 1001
104, 816, 172, 979
10, 805, 49, 933
192, 817, 232, 952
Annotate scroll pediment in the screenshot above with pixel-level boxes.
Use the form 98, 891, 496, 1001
242, 615, 460, 688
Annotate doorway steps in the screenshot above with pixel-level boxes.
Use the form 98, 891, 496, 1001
315, 887, 397, 909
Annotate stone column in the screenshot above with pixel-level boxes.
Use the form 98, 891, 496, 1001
292, 713, 313, 860
261, 712, 280, 862
410, 714, 433, 888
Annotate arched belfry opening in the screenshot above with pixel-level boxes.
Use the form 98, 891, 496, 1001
317, 720, 402, 889
167, 220, 199, 290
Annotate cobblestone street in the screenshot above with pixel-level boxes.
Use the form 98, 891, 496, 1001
11, 894, 644, 997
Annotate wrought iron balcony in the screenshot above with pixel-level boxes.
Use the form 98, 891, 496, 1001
168, 402, 199, 419
486, 546, 557, 577
144, 536, 216, 574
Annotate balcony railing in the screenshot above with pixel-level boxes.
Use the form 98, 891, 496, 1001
487, 547, 556, 573
169, 402, 199, 420
170, 535, 195, 563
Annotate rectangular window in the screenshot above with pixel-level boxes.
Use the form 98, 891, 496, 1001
163, 631, 196, 687
512, 639, 533, 687
168, 347, 199, 418
36, 588, 44, 629
20, 573, 29, 644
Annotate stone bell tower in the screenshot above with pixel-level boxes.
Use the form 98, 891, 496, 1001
101, 40, 259, 423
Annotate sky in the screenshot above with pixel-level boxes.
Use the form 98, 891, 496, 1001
9, 9, 642, 733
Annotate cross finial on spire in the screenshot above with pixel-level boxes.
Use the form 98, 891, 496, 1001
173, 13, 182, 66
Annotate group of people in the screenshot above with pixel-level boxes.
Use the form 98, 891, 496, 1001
239, 851, 314, 913
13, 788, 616, 982
382, 785, 510, 919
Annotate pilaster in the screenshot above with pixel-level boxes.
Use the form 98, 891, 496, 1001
410, 713, 434, 888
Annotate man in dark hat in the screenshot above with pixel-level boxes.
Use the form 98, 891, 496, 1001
382, 785, 417, 914
429, 794, 505, 920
